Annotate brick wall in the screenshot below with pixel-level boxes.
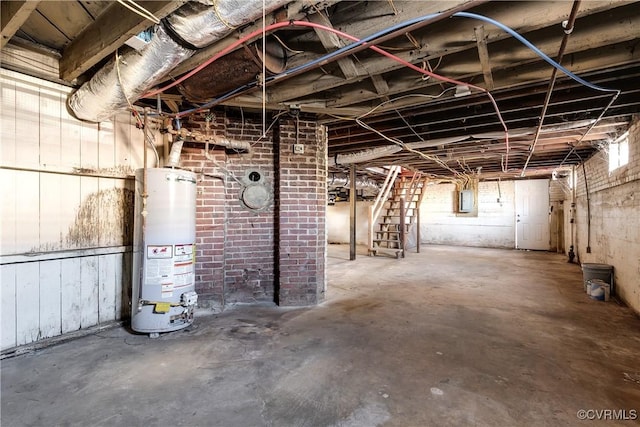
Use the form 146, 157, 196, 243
179, 111, 326, 309
549, 177, 570, 202
181, 145, 226, 310
574, 116, 640, 314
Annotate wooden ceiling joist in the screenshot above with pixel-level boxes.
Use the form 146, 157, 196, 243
59, 0, 187, 81
267, 0, 633, 105
474, 25, 494, 90
168, 0, 344, 78
308, 11, 360, 80
1, 0, 41, 49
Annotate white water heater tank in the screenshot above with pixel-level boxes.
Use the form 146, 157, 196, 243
132, 168, 198, 334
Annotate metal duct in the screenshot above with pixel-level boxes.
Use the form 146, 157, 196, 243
405, 135, 470, 150
329, 146, 403, 167
164, 0, 287, 48
327, 122, 598, 168
328, 174, 380, 194
178, 37, 286, 102
469, 120, 597, 139
328, 136, 469, 167
69, 25, 192, 122
68, 0, 290, 123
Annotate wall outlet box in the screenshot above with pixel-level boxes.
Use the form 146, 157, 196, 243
293, 143, 304, 154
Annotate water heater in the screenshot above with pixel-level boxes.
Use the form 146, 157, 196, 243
132, 168, 198, 335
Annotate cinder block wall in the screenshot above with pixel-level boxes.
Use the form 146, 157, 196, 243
417, 181, 516, 248
181, 111, 326, 309
575, 116, 640, 314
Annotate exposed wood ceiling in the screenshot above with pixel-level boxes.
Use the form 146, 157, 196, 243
2, 0, 639, 181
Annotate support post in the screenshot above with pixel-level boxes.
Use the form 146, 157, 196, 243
416, 205, 421, 254
350, 164, 357, 261
399, 197, 406, 258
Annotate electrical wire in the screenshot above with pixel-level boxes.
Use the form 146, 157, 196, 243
139, 11, 620, 175
142, 21, 293, 99
453, 11, 621, 174
142, 14, 442, 99
358, 91, 456, 119
207, 158, 244, 185
328, 92, 466, 176
145, 12, 619, 118
116, 0, 160, 24
159, 16, 510, 170
115, 49, 139, 123
251, 110, 288, 147
116, 49, 160, 164
346, 106, 465, 178
271, 33, 305, 54
145, 133, 160, 166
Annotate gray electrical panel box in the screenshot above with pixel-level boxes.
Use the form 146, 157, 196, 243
458, 189, 474, 212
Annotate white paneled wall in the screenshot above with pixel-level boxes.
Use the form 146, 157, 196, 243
1, 69, 159, 351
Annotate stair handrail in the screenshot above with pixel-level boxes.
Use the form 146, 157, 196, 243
404, 172, 423, 224
368, 165, 401, 250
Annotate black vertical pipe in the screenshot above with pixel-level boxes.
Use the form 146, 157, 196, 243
350, 164, 357, 260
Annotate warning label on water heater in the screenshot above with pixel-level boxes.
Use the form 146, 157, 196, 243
147, 245, 173, 259
144, 244, 194, 294
174, 244, 194, 289
174, 244, 193, 256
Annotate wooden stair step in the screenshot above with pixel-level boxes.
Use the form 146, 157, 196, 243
369, 247, 404, 259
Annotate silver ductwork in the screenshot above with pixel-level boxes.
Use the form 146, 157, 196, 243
69, 0, 290, 123
164, 0, 287, 48
327, 121, 599, 167
327, 136, 469, 167
69, 25, 192, 123
328, 174, 380, 194
329, 146, 403, 167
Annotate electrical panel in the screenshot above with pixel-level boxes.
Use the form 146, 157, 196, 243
458, 189, 474, 213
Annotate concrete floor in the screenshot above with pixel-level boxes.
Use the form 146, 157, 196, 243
2, 244, 640, 427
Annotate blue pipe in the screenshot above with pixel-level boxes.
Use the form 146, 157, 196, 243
452, 11, 619, 94
177, 10, 619, 116
178, 13, 441, 115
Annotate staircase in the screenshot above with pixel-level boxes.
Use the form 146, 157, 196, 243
369, 168, 426, 258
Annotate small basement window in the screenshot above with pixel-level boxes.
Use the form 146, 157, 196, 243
609, 131, 629, 172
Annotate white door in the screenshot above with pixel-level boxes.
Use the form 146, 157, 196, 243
515, 179, 550, 250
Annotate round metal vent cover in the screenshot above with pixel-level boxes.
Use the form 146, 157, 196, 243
241, 184, 270, 210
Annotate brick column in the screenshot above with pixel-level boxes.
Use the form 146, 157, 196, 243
276, 117, 327, 305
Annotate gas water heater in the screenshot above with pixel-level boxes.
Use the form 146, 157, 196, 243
132, 168, 198, 335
